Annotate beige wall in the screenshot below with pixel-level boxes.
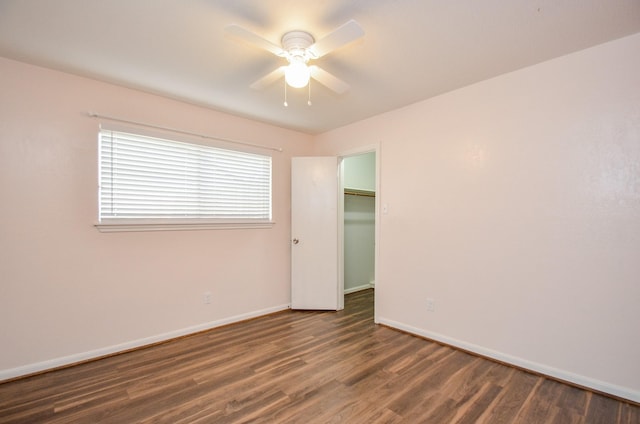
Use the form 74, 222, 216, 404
344, 152, 376, 192
0, 57, 313, 377
315, 33, 640, 402
344, 195, 375, 291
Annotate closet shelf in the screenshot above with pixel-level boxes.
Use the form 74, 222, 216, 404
344, 189, 375, 197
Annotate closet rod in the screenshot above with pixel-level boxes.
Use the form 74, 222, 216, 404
344, 190, 375, 198
87, 112, 283, 153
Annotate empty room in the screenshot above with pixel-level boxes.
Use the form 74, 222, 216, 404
1, 1, 639, 422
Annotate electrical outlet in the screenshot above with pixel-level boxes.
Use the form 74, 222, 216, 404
204, 291, 212, 304
426, 298, 435, 312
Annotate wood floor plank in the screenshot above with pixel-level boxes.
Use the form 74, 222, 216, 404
385, 349, 477, 417
585, 393, 625, 424
461, 363, 537, 423
1, 289, 638, 423
622, 401, 640, 424
415, 359, 501, 424
367, 348, 457, 417
454, 383, 504, 424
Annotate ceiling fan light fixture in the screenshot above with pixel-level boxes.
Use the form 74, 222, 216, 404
285, 59, 311, 88
227, 21, 364, 96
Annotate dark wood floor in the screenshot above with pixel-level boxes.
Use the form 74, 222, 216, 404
1, 289, 638, 423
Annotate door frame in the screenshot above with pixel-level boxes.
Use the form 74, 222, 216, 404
337, 143, 380, 322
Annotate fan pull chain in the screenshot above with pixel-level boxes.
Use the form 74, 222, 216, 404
283, 79, 313, 107
283, 79, 288, 107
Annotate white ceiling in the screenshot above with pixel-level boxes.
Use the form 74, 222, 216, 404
1, 0, 639, 134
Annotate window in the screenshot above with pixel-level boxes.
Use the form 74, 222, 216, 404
97, 129, 272, 231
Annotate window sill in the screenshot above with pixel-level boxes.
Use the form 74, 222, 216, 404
95, 220, 275, 233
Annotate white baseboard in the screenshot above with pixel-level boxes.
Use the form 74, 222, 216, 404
377, 317, 640, 404
344, 283, 374, 294
0, 304, 290, 382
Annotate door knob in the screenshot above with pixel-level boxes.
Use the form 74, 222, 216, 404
292, 238, 299, 244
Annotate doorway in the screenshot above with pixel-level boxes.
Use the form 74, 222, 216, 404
340, 150, 377, 316
290, 149, 379, 317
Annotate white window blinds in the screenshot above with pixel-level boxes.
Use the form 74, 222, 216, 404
99, 130, 272, 222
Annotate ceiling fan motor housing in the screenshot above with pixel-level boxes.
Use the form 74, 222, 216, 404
282, 31, 315, 62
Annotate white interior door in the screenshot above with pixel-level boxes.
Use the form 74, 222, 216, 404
291, 156, 339, 310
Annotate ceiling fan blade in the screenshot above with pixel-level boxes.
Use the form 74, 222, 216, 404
309, 66, 350, 94
250, 66, 286, 90
225, 24, 285, 57
308, 19, 364, 58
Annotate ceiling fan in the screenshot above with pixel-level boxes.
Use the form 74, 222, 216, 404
225, 20, 364, 96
